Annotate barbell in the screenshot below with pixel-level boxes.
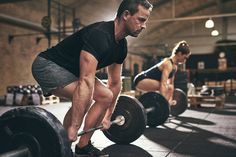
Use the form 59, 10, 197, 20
103, 88, 188, 143
78, 88, 187, 144
0, 89, 187, 156
138, 88, 188, 127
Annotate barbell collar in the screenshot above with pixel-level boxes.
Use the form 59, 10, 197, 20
110, 115, 125, 126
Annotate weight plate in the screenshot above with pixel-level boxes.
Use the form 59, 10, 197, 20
139, 92, 169, 127
103, 95, 146, 144
0, 107, 71, 157
41, 16, 51, 29
170, 89, 188, 116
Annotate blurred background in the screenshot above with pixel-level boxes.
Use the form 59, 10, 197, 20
0, 0, 236, 101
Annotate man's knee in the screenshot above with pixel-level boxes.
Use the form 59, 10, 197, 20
102, 89, 114, 104
94, 88, 113, 105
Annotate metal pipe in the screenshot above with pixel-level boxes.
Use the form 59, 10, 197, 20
57, 0, 62, 42
0, 13, 46, 32
63, 10, 66, 37
0, 0, 29, 4
47, 0, 51, 47
0, 13, 58, 32
150, 13, 236, 23
172, 0, 175, 18
72, 8, 76, 33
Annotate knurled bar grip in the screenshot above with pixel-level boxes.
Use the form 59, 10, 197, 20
77, 116, 124, 136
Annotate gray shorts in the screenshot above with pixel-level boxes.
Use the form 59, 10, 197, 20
31, 56, 78, 95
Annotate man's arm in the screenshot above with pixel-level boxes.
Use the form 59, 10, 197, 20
104, 63, 123, 120
71, 51, 98, 128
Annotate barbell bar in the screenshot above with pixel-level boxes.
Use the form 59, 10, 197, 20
0, 146, 29, 157
77, 95, 157, 144
77, 115, 125, 136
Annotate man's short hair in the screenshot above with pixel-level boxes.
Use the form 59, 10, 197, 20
117, 0, 153, 18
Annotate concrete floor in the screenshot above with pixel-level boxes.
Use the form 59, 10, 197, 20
0, 102, 236, 157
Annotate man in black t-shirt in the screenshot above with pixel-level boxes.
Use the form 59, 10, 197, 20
32, 0, 152, 156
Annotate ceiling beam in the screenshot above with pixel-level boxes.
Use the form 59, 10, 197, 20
0, 0, 30, 4
149, 13, 236, 23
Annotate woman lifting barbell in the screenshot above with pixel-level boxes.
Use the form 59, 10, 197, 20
133, 40, 191, 106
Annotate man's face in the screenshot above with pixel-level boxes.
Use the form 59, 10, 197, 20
125, 5, 151, 37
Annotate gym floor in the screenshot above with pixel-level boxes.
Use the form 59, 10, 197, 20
0, 101, 236, 157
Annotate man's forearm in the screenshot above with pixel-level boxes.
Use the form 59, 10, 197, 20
105, 82, 122, 118
71, 78, 94, 128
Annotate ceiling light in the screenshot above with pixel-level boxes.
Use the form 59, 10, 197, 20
205, 18, 214, 28
211, 29, 219, 36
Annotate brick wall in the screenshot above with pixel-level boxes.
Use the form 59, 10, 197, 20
0, 1, 71, 96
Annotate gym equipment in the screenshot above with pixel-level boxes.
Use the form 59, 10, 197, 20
0, 90, 188, 156
103, 95, 147, 144
138, 92, 170, 127
170, 89, 188, 116
78, 115, 125, 136
0, 107, 71, 157
0, 107, 131, 157
41, 16, 51, 29
81, 95, 161, 144
138, 88, 188, 127
103, 91, 187, 143
0, 95, 148, 156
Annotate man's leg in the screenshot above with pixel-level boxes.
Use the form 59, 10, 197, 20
48, 76, 110, 157
77, 78, 113, 147
71, 78, 112, 157
51, 81, 82, 142
53, 78, 113, 145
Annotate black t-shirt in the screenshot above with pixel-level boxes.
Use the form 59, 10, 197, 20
39, 21, 127, 76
